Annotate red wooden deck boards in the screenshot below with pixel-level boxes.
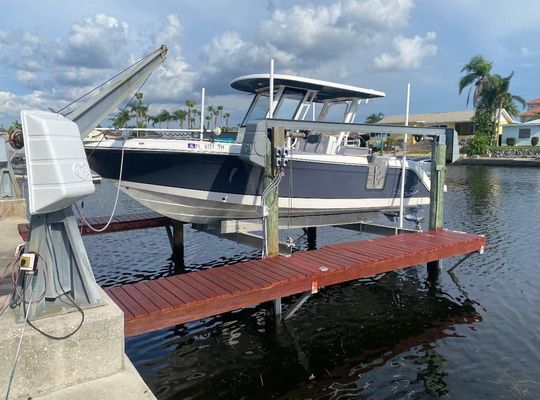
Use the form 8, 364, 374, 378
18, 211, 171, 240
104, 229, 486, 337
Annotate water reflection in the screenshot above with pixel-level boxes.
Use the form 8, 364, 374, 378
125, 270, 481, 400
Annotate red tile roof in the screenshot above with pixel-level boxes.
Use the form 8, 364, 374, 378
527, 98, 540, 105
520, 105, 540, 117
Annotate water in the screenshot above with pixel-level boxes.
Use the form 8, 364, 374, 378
82, 165, 540, 399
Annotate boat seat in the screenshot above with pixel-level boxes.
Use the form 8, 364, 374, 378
338, 147, 371, 157
295, 134, 333, 154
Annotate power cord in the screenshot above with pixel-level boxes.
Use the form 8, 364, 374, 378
3, 272, 36, 400
22, 252, 85, 341
76, 137, 126, 233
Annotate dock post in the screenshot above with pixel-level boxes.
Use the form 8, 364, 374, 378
274, 298, 282, 322
265, 126, 285, 258
307, 227, 317, 250
427, 136, 447, 274
168, 221, 185, 264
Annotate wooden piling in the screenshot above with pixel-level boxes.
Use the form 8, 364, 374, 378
170, 221, 184, 262
265, 127, 285, 258
427, 137, 447, 272
306, 227, 317, 250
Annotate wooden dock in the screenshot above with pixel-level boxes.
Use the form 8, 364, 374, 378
105, 229, 486, 337
18, 211, 171, 240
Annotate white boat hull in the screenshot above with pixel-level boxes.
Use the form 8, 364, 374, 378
118, 180, 430, 224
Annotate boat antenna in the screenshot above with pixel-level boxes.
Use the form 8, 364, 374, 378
399, 83, 411, 229
200, 87, 205, 140
269, 59, 274, 118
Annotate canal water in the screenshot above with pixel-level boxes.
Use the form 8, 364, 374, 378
82, 165, 540, 400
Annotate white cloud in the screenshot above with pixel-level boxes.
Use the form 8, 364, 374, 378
0, 90, 56, 122
156, 15, 182, 50
15, 70, 37, 86
56, 14, 129, 68
21, 31, 42, 46
374, 31, 437, 70
259, 0, 415, 61
198, 0, 416, 95
344, 0, 413, 30
260, 3, 354, 59
0, 31, 8, 45
520, 47, 539, 58
143, 15, 197, 104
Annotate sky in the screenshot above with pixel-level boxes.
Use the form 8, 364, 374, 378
0, 0, 539, 128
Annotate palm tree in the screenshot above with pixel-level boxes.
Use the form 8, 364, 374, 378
130, 92, 149, 137
207, 106, 216, 128
172, 109, 188, 128
223, 112, 231, 127
365, 113, 384, 124
156, 109, 172, 128
111, 109, 131, 129
217, 105, 224, 127
185, 100, 195, 129
459, 55, 493, 108
192, 109, 200, 129
480, 72, 526, 145
148, 114, 159, 128
213, 108, 219, 129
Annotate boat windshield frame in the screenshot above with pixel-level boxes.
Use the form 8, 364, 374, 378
241, 87, 312, 127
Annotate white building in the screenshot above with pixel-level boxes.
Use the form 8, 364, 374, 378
501, 119, 540, 146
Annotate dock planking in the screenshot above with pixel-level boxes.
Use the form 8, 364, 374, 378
105, 229, 486, 337
17, 211, 171, 240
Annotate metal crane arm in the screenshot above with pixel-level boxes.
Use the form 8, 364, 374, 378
63, 45, 168, 138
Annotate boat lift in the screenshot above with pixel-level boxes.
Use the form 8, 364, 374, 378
188, 117, 459, 258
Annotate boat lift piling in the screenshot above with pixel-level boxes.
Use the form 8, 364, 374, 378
165, 220, 185, 264
264, 127, 285, 259
427, 135, 447, 276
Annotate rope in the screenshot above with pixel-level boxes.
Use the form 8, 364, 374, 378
261, 170, 284, 258
76, 138, 126, 232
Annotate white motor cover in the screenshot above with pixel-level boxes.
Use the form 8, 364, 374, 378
22, 110, 95, 215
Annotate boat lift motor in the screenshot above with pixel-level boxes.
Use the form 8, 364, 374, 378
13, 111, 101, 321
12, 45, 168, 321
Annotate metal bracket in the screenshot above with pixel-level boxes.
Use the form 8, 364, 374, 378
193, 223, 291, 254
284, 291, 312, 320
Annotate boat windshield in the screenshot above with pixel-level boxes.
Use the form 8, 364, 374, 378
241, 94, 269, 127
322, 102, 348, 122
274, 88, 305, 119
241, 87, 308, 127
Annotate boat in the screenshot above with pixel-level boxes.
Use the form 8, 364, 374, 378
84, 73, 432, 225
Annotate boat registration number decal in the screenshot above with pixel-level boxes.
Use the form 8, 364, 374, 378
187, 142, 226, 151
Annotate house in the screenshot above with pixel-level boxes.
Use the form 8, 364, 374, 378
519, 98, 540, 122
378, 110, 514, 139
501, 119, 540, 146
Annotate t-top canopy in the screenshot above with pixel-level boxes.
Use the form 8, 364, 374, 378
230, 73, 385, 102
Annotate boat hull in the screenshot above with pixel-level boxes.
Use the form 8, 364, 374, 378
86, 145, 430, 224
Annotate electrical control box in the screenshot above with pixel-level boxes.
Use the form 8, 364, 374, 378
21, 110, 95, 215
19, 253, 36, 272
